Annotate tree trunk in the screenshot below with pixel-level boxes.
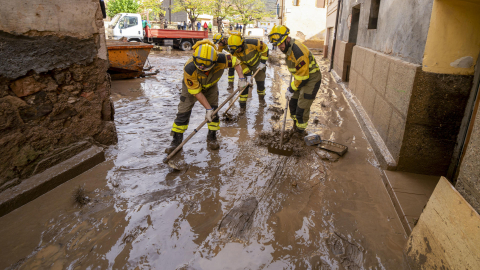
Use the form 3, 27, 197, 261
217, 17, 223, 33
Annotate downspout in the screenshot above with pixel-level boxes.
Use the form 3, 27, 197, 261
329, 0, 342, 72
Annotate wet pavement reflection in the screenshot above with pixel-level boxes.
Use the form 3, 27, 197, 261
0, 49, 408, 269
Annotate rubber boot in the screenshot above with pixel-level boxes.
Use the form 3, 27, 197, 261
258, 94, 266, 106
207, 130, 219, 150
227, 82, 234, 91
165, 132, 183, 154
239, 102, 247, 115
291, 120, 298, 133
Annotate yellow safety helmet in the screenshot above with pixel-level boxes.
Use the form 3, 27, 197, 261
227, 32, 244, 53
213, 33, 224, 44
192, 40, 218, 71
268, 25, 290, 46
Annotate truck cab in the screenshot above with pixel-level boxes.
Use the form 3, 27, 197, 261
108, 13, 144, 42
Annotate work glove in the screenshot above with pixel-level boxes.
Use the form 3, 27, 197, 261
238, 78, 248, 89
285, 87, 294, 100
205, 109, 214, 123
257, 62, 267, 70
246, 76, 253, 85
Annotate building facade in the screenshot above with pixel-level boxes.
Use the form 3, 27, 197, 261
332, 0, 480, 214
277, 0, 327, 48
324, 0, 338, 60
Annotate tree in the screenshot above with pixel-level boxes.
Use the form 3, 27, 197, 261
106, 0, 142, 18
208, 0, 235, 33
171, 0, 212, 29
231, 0, 273, 34
140, 0, 166, 21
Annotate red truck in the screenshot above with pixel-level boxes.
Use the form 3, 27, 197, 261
107, 13, 208, 51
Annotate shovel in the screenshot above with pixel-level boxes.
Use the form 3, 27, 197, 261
163, 82, 253, 169
268, 75, 294, 156
223, 68, 262, 120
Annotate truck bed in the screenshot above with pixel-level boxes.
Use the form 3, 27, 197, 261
145, 26, 208, 39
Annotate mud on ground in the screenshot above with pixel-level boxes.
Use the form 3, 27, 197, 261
0, 49, 408, 269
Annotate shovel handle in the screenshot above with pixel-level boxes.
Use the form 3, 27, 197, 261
164, 68, 264, 163
279, 75, 293, 147
223, 68, 262, 115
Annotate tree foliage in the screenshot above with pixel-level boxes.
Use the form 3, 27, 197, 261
171, 0, 212, 28
208, 0, 235, 33
230, 0, 273, 34
140, 0, 166, 21
106, 0, 142, 17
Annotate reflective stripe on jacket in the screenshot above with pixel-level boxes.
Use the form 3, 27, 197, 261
183, 54, 238, 95
232, 39, 269, 74
285, 38, 320, 90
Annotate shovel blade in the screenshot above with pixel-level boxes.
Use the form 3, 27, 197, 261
268, 143, 293, 156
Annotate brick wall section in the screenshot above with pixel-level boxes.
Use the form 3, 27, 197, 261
0, 0, 117, 187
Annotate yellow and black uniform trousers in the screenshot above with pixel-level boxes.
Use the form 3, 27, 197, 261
171, 54, 239, 133
216, 42, 235, 84
232, 39, 269, 106
285, 38, 321, 131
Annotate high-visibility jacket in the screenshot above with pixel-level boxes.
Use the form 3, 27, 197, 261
232, 39, 269, 74
285, 38, 320, 91
183, 53, 239, 95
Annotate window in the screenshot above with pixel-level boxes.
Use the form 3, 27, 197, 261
368, 0, 381, 29
316, 0, 325, 8
119, 16, 138, 29
293, 0, 299, 6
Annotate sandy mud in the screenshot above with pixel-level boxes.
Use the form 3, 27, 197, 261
0, 48, 408, 269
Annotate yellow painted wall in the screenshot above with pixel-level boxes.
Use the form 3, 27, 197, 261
423, 0, 480, 75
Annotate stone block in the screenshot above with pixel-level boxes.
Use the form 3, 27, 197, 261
362, 84, 376, 118
349, 69, 358, 95
356, 75, 366, 103
351, 46, 359, 71
385, 60, 419, 117
355, 46, 366, 74
372, 53, 391, 95
362, 49, 376, 83
386, 110, 406, 161
372, 95, 393, 142
10, 76, 46, 98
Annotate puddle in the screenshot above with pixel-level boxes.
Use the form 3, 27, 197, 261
0, 50, 408, 269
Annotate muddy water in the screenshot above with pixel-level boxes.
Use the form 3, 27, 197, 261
0, 50, 408, 269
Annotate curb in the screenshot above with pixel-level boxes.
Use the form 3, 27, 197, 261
0, 146, 105, 217
330, 70, 397, 170
329, 70, 411, 235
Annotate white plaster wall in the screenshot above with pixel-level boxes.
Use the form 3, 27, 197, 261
0, 0, 100, 39
284, 0, 327, 40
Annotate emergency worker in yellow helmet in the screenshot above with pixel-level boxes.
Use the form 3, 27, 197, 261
165, 40, 247, 153
227, 30, 269, 110
213, 33, 236, 91
268, 25, 321, 136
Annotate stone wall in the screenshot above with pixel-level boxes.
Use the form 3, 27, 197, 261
0, 0, 117, 188
348, 45, 472, 175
